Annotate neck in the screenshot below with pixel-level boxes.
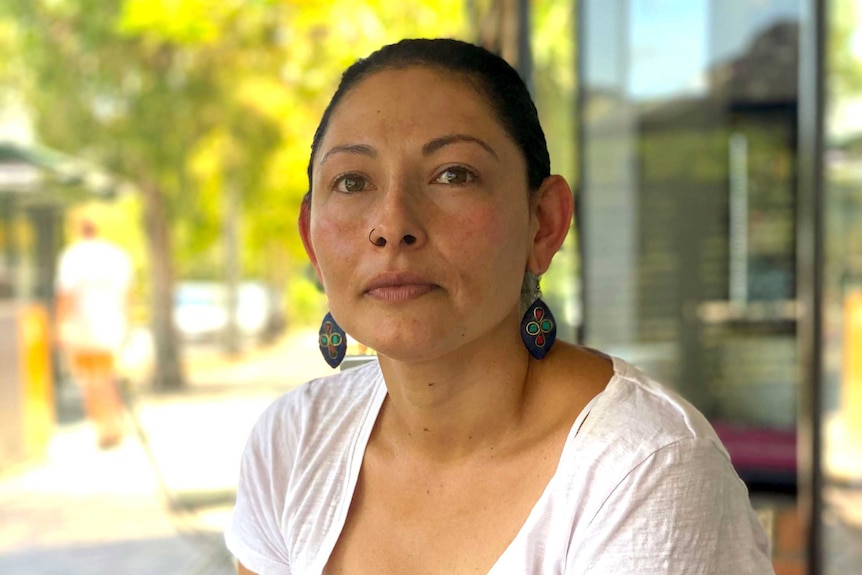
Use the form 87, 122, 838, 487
376, 312, 537, 462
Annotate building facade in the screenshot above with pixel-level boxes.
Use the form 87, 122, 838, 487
573, 1, 861, 573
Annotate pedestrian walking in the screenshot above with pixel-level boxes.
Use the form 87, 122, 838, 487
56, 217, 133, 449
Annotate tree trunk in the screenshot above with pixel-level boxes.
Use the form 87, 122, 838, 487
470, 0, 532, 83
223, 178, 241, 357
141, 179, 186, 390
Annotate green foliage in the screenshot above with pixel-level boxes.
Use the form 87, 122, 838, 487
530, 0, 579, 338
285, 271, 326, 327
118, 0, 235, 44
532, 0, 576, 181
238, 0, 469, 279
829, 0, 862, 98
1, 0, 469, 284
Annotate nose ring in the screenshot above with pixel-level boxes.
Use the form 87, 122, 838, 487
369, 228, 387, 247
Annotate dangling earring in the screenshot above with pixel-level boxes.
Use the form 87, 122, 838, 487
520, 272, 557, 360
319, 311, 347, 368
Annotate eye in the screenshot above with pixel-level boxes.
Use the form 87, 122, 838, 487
333, 173, 370, 193
433, 166, 477, 185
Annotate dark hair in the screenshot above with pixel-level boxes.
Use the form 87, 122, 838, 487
306, 38, 551, 195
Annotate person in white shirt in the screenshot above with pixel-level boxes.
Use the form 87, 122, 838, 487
226, 38, 774, 574
56, 218, 132, 449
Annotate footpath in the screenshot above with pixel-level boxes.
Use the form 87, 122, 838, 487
0, 328, 332, 575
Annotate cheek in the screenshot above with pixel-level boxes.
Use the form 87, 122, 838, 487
444, 202, 529, 283
311, 216, 361, 289
444, 196, 510, 243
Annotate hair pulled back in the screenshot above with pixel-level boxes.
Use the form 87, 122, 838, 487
306, 38, 551, 195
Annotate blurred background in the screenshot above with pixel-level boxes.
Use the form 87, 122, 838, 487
0, 0, 859, 573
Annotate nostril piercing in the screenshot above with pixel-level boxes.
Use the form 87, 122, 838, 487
369, 228, 387, 247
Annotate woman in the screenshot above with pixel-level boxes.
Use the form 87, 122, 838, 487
226, 38, 773, 574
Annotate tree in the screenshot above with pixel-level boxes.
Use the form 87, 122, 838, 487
1, 0, 469, 388
1, 0, 289, 388
829, 0, 862, 99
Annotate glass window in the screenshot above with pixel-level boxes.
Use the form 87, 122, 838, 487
580, 0, 800, 486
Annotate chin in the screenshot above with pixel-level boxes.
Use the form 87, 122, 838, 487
361, 332, 453, 365
365, 342, 438, 364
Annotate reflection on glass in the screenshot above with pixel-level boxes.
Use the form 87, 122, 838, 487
582, 0, 799, 430
629, 0, 708, 101
582, 0, 862, 571
579, 0, 803, 569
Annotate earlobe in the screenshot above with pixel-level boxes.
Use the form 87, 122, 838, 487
528, 175, 574, 274
299, 195, 323, 281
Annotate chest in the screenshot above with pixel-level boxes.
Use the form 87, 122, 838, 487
323, 441, 565, 575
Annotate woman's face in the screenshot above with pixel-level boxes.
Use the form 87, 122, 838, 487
303, 66, 538, 362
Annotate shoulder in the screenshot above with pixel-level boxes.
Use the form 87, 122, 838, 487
581, 356, 728, 461
564, 355, 734, 502
561, 359, 772, 571
229, 361, 385, 569
236, 360, 384, 516
58, 239, 129, 269
258, 359, 383, 428
244, 360, 384, 463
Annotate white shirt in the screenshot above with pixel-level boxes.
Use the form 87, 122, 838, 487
56, 238, 133, 352
225, 357, 774, 574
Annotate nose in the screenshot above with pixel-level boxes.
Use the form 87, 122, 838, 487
368, 181, 427, 250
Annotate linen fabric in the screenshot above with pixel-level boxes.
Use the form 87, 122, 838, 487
225, 357, 774, 574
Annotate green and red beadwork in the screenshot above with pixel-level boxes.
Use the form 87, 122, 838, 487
520, 299, 556, 360
318, 312, 347, 368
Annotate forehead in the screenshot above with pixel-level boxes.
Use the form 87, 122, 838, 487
320, 66, 510, 149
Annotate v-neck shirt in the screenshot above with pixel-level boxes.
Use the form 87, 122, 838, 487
225, 356, 773, 574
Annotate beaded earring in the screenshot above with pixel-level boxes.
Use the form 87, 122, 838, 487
520, 272, 557, 360
318, 311, 347, 368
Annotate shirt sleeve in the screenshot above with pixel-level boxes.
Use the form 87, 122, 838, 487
569, 437, 774, 575
225, 405, 294, 574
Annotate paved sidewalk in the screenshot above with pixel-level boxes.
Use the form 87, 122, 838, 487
0, 328, 332, 575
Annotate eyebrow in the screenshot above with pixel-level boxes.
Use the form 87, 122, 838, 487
318, 134, 499, 167
422, 134, 499, 160
319, 143, 377, 166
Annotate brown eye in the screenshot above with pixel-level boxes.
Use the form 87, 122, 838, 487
335, 174, 368, 193
435, 166, 476, 185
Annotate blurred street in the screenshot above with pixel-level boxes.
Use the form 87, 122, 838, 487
0, 328, 332, 575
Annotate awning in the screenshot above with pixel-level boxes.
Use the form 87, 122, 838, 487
0, 141, 121, 205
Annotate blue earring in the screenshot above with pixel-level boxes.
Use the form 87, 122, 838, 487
319, 312, 347, 368
521, 298, 556, 360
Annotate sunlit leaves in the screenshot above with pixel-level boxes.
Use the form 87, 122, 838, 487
118, 0, 234, 44
2, 0, 473, 303
830, 0, 862, 97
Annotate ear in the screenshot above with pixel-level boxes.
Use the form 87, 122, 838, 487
298, 195, 323, 282
527, 175, 573, 275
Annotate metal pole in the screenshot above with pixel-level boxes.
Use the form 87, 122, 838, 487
797, 0, 826, 572
574, 0, 585, 344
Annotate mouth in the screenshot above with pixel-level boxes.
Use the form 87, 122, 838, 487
364, 272, 440, 302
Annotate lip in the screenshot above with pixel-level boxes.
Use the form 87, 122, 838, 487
364, 272, 439, 301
